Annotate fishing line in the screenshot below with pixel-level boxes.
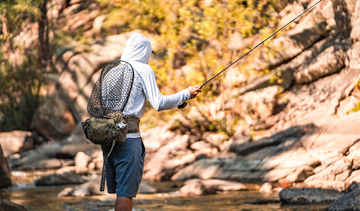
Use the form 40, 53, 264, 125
208, 42, 263, 86
178, 0, 323, 109
198, 39, 264, 113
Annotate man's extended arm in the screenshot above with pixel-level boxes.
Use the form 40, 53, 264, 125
140, 66, 201, 111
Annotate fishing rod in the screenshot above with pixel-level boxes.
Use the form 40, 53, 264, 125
178, 0, 322, 109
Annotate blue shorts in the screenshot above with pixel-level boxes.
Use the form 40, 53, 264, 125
102, 137, 146, 197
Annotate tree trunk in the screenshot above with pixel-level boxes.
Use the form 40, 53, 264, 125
37, 0, 49, 107
38, 0, 49, 71
1, 13, 8, 38
0, 145, 11, 189
1, 13, 9, 53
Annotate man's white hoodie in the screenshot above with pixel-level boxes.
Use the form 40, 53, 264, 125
118, 33, 191, 138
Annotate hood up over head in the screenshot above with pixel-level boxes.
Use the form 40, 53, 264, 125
121, 32, 152, 64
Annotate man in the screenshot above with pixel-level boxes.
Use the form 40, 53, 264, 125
103, 32, 201, 211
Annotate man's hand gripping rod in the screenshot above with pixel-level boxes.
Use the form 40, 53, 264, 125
178, 0, 322, 109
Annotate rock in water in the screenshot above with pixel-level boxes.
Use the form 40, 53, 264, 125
0, 200, 27, 211
279, 188, 344, 204
34, 172, 86, 186
179, 179, 247, 196
58, 176, 107, 197
259, 182, 273, 194
327, 187, 360, 211
138, 182, 157, 194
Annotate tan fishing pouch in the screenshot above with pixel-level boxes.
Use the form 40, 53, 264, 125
81, 112, 140, 146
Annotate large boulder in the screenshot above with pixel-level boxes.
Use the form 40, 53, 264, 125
171, 125, 319, 183
294, 37, 351, 84
0, 131, 33, 158
228, 124, 315, 156
30, 90, 76, 139
0, 145, 11, 189
33, 31, 139, 138
251, 19, 328, 71
228, 86, 282, 121
274, 68, 360, 130
304, 158, 352, 182
143, 134, 194, 181
57, 31, 139, 119
241, 86, 281, 119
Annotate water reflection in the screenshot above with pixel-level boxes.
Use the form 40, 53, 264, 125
0, 184, 328, 211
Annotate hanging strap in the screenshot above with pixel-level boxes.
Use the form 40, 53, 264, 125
100, 138, 116, 192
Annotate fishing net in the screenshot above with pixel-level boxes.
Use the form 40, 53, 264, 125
87, 60, 134, 118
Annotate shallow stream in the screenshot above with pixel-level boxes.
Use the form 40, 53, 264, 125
0, 171, 328, 211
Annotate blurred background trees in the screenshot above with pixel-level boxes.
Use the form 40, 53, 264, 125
0, 0, 290, 133
0, 0, 47, 131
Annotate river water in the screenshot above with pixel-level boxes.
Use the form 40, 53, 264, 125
0, 171, 328, 211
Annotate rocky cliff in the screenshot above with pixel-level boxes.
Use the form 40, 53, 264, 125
139, 0, 360, 189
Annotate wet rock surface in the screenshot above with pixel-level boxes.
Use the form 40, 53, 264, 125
279, 188, 344, 205
34, 172, 86, 186
0, 200, 27, 211
328, 187, 360, 211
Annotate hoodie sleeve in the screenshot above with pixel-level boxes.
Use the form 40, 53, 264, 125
140, 66, 191, 111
